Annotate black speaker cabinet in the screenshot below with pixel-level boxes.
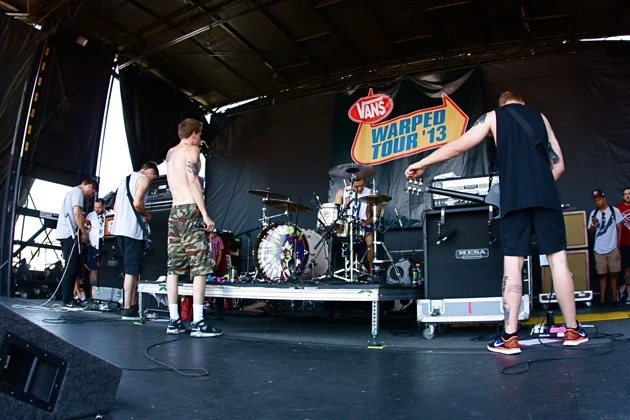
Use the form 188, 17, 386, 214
0, 304, 121, 419
144, 209, 171, 281
424, 206, 503, 299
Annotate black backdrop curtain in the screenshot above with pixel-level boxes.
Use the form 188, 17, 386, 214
331, 69, 488, 227
119, 67, 210, 169
482, 45, 630, 213
0, 14, 44, 191
24, 29, 114, 187
205, 94, 335, 244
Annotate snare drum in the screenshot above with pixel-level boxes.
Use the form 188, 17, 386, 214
300, 229, 329, 279
254, 223, 308, 282
336, 221, 364, 242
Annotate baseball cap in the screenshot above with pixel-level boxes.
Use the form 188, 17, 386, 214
592, 189, 605, 199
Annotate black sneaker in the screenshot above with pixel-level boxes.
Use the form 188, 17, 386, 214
166, 318, 187, 335
121, 308, 140, 321
190, 320, 223, 338
64, 301, 85, 311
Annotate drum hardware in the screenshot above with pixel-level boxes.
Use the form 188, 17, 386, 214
248, 188, 290, 227
356, 186, 401, 282
328, 163, 378, 282
235, 226, 262, 281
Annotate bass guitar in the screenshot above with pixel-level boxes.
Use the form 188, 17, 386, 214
405, 178, 501, 218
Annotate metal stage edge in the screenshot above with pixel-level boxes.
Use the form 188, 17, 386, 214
138, 281, 423, 345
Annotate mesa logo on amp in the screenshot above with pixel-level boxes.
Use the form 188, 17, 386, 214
348, 89, 469, 165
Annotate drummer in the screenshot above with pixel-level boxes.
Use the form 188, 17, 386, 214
334, 178, 379, 273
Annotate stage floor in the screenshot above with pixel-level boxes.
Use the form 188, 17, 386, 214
3, 298, 630, 419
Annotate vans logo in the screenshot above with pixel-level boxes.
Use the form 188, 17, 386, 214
348, 88, 393, 124
455, 249, 489, 260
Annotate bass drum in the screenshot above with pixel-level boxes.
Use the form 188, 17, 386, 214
301, 229, 329, 280
254, 223, 308, 282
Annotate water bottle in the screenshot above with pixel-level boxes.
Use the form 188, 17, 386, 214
412, 264, 419, 286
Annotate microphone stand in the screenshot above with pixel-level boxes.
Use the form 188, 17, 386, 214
288, 197, 303, 283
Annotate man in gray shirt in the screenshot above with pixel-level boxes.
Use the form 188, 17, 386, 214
55, 178, 99, 307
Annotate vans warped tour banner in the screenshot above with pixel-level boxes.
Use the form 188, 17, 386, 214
331, 69, 490, 227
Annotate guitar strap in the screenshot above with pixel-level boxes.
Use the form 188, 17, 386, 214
505, 107, 550, 163
126, 174, 150, 239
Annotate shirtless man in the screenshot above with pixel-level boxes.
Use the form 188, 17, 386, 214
165, 118, 223, 337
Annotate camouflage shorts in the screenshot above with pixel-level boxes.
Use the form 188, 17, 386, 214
167, 204, 214, 277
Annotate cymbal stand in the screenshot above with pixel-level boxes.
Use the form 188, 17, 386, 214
333, 175, 363, 282
259, 199, 288, 227
358, 179, 394, 282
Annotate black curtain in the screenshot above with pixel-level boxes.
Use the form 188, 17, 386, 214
24, 29, 114, 187
482, 45, 630, 212
119, 67, 211, 168
331, 69, 487, 227
205, 94, 335, 239
0, 14, 44, 191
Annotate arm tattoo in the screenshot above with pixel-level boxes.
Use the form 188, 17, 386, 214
506, 284, 522, 294
547, 142, 560, 165
502, 275, 508, 292
166, 149, 173, 163
186, 160, 199, 175
472, 113, 487, 127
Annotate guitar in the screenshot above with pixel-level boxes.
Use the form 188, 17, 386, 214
405, 178, 501, 218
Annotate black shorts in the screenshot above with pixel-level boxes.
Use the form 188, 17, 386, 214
500, 207, 566, 256
116, 236, 144, 275
621, 245, 630, 271
86, 246, 99, 270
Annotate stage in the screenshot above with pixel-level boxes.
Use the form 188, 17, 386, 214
2, 298, 630, 419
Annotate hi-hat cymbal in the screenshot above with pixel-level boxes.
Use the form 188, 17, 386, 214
328, 163, 376, 179
359, 194, 392, 204
248, 189, 288, 200
264, 199, 313, 213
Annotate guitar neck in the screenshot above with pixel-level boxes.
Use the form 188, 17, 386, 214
425, 186, 486, 204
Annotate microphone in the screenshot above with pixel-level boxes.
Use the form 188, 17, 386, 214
436, 230, 456, 245
394, 208, 403, 227
199, 140, 211, 158
314, 193, 322, 206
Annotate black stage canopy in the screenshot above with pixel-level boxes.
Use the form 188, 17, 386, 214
2, 0, 630, 114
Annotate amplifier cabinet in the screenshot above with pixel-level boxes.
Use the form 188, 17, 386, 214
541, 249, 590, 293
563, 211, 588, 249
424, 206, 505, 299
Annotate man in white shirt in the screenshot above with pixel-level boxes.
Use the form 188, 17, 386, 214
112, 162, 159, 320
55, 178, 99, 308
588, 189, 623, 306
85, 198, 107, 294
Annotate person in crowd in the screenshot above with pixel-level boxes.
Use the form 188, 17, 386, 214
165, 118, 223, 338
405, 91, 588, 354
112, 162, 159, 320
334, 178, 378, 273
84, 198, 107, 295
55, 178, 99, 308
588, 189, 623, 306
616, 188, 630, 304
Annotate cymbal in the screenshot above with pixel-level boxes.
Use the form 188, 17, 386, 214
328, 163, 376, 180
359, 194, 392, 204
263, 199, 313, 213
248, 189, 288, 200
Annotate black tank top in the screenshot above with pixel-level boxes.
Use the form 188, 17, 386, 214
495, 104, 561, 215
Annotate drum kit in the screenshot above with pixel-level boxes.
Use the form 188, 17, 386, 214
246, 163, 396, 283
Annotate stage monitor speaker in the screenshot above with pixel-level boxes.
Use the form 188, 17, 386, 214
563, 211, 588, 249
0, 304, 121, 419
424, 206, 503, 299
144, 209, 170, 281
541, 249, 590, 293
